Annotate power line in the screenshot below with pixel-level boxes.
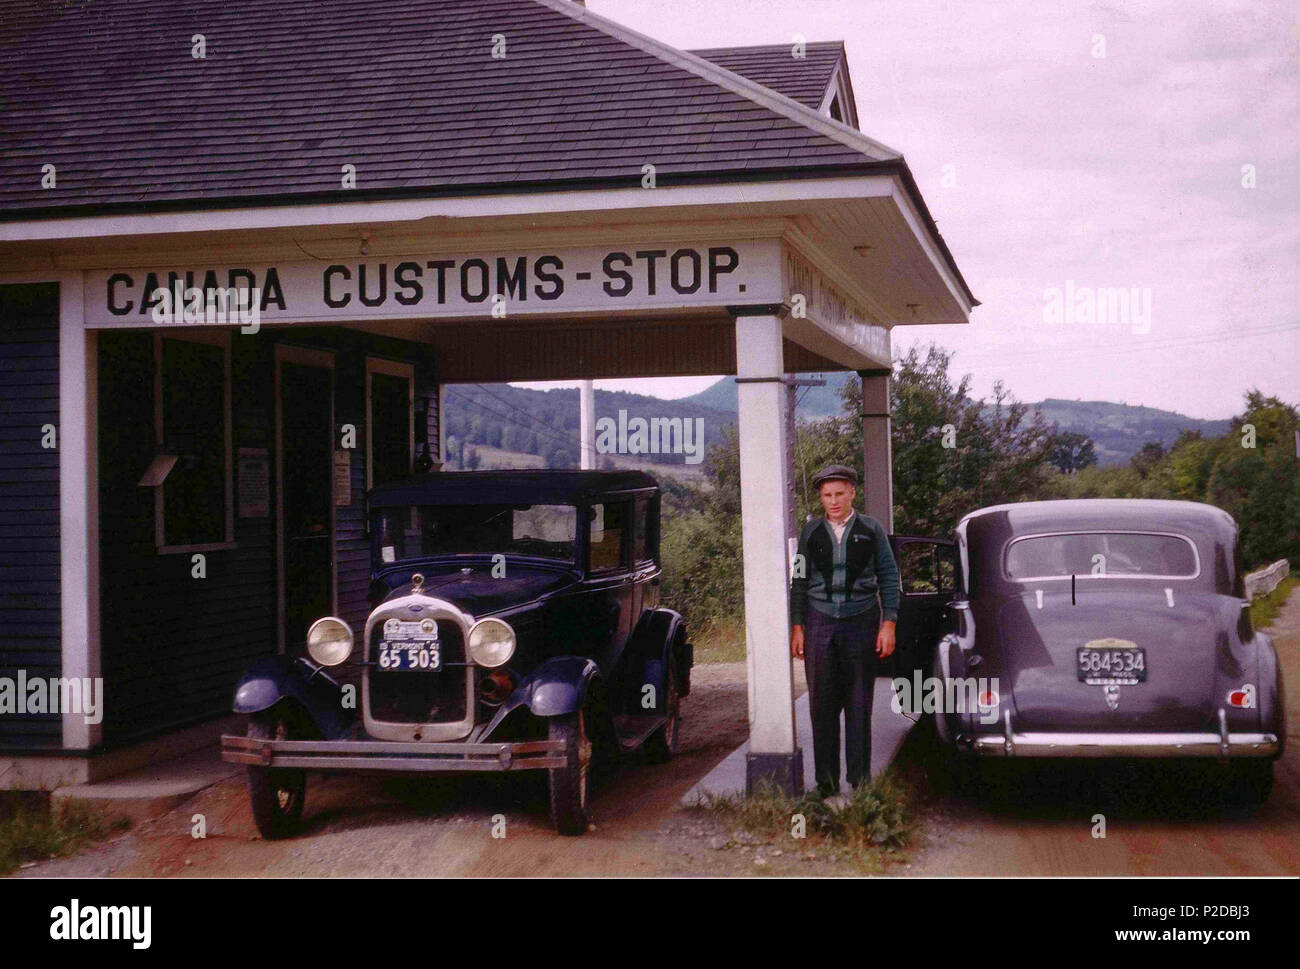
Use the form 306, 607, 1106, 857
444, 388, 578, 453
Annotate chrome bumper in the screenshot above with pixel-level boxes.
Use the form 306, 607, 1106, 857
960, 732, 1279, 759
958, 707, 1279, 759
221, 735, 566, 772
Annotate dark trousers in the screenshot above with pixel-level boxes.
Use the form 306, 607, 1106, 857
802, 605, 880, 792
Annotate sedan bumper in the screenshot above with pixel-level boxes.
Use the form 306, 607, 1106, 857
959, 731, 1280, 759
221, 735, 566, 772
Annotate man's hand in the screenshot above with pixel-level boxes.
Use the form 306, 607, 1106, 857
791, 624, 805, 659
876, 620, 896, 659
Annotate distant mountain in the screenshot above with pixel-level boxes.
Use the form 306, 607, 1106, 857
1030, 398, 1231, 465
680, 377, 1232, 466
442, 383, 737, 470
682, 371, 851, 418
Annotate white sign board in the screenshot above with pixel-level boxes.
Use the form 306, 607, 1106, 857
83, 241, 784, 327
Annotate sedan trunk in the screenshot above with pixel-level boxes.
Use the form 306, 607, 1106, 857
996, 587, 1221, 732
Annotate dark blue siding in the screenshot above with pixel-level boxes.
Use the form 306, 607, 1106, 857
0, 282, 61, 748
97, 327, 435, 740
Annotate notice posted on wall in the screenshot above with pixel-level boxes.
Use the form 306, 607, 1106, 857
236, 447, 269, 518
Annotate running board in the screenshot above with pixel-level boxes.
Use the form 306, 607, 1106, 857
613, 715, 666, 751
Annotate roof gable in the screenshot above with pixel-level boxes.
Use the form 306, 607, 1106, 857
0, 0, 891, 218
690, 42, 846, 113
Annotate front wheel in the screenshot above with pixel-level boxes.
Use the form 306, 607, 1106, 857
548, 709, 592, 836
246, 707, 307, 840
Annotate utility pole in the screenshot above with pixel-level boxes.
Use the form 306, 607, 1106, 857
579, 378, 596, 469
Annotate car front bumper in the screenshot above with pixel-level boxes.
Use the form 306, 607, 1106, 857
221, 735, 567, 772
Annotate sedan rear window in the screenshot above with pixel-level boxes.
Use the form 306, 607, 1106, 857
1004, 532, 1198, 579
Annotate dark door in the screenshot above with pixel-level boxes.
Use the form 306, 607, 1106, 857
889, 536, 959, 690
280, 360, 334, 652
369, 370, 411, 487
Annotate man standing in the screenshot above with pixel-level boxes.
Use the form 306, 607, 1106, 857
790, 464, 901, 798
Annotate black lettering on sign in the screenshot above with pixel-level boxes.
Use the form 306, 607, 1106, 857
496, 256, 527, 302
534, 255, 563, 301
139, 272, 162, 315
394, 262, 423, 306
261, 268, 286, 311
324, 265, 351, 307
708, 246, 738, 293
426, 260, 454, 304
671, 249, 701, 294
108, 273, 134, 315
635, 250, 667, 296
603, 252, 632, 297
358, 263, 387, 308
461, 258, 490, 303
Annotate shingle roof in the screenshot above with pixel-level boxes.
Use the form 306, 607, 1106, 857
690, 42, 845, 111
0, 0, 888, 218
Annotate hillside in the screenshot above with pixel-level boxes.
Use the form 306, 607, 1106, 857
681, 375, 1233, 466
441, 383, 736, 470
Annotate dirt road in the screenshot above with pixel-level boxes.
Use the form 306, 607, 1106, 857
15, 591, 1299, 878
16, 663, 852, 877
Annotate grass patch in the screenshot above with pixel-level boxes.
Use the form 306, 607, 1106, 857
689, 773, 914, 871
689, 618, 748, 664
0, 797, 128, 875
1251, 574, 1296, 630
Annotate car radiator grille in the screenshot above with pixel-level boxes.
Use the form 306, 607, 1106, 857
367, 621, 469, 725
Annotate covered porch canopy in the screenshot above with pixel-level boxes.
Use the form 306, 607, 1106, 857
0, 0, 974, 789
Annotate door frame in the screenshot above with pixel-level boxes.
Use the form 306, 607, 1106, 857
275, 344, 337, 653
364, 356, 415, 491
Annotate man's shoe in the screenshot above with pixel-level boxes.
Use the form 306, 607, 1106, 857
816, 782, 840, 799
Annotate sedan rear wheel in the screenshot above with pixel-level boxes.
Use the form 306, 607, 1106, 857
643, 653, 681, 764
548, 709, 592, 836
246, 707, 307, 840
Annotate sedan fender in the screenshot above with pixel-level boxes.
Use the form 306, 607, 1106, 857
231, 655, 354, 740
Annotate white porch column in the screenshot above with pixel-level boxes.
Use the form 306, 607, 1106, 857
734, 311, 802, 794
578, 378, 595, 470
858, 368, 894, 532
59, 272, 101, 750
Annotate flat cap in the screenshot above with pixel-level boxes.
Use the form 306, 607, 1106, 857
811, 464, 858, 489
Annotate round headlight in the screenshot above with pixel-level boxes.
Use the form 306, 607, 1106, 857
468, 618, 516, 668
306, 617, 353, 667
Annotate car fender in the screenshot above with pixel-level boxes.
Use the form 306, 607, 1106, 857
1255, 631, 1286, 759
512, 655, 602, 718
231, 655, 353, 740
626, 608, 690, 710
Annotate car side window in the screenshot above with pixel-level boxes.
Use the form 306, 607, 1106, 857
936, 545, 957, 594
632, 497, 651, 565
589, 501, 629, 571
897, 542, 937, 594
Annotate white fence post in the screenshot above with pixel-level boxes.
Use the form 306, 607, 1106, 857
1244, 559, 1290, 598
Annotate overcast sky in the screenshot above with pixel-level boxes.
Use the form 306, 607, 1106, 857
516, 0, 1297, 419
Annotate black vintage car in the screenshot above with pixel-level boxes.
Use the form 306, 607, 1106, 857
221, 471, 691, 836
921, 499, 1284, 804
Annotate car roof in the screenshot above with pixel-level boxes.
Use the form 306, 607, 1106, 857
368, 470, 659, 507
958, 498, 1236, 542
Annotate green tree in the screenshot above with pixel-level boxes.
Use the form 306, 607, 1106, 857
1048, 430, 1097, 474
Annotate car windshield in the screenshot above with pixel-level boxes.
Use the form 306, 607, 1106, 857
371, 503, 578, 564
1004, 532, 1197, 579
